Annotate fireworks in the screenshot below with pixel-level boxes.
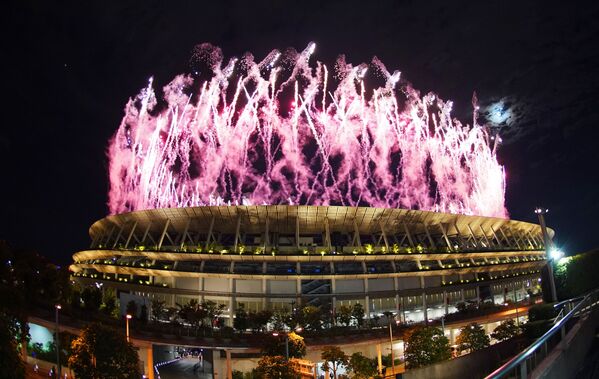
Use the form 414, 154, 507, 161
107, 43, 506, 218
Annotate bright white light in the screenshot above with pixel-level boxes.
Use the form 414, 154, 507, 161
550, 248, 564, 261
486, 101, 511, 125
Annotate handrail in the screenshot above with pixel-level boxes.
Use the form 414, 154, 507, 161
485, 287, 599, 379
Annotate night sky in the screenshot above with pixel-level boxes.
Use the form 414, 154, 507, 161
4, 0, 599, 264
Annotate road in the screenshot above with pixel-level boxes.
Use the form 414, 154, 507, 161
157, 356, 213, 379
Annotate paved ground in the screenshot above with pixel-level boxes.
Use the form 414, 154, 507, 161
576, 331, 599, 379
157, 356, 213, 379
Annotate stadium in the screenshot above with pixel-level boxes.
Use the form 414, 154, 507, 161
70, 205, 547, 325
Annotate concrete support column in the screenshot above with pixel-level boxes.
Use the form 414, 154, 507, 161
420, 276, 428, 323
443, 291, 449, 315
262, 278, 268, 310
331, 278, 337, 326
225, 350, 232, 379
422, 293, 428, 323
199, 277, 205, 303
476, 286, 481, 304
400, 296, 406, 323
146, 345, 155, 379
229, 279, 236, 327
364, 277, 370, 319
376, 343, 383, 375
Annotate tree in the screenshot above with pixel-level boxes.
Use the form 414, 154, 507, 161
139, 304, 148, 323
101, 291, 118, 317
491, 319, 520, 342
203, 300, 227, 328
262, 332, 306, 358
234, 305, 249, 333
456, 323, 490, 353
0, 312, 26, 379
404, 327, 451, 368
348, 352, 377, 379
249, 310, 273, 332
125, 300, 138, 318
151, 299, 166, 322
337, 305, 352, 327
302, 306, 322, 331
382, 311, 395, 325
69, 323, 140, 379
81, 287, 102, 312
255, 355, 298, 378
352, 304, 365, 327
271, 309, 292, 331
321, 346, 349, 379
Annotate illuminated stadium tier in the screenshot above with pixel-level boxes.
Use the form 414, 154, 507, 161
70, 205, 548, 323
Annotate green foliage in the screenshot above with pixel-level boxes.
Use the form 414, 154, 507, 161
456, 323, 490, 352
81, 287, 102, 312
337, 305, 352, 327
491, 319, 521, 341
234, 305, 249, 332
0, 312, 26, 379
249, 309, 273, 332
527, 303, 556, 322
404, 327, 451, 368
382, 311, 395, 326
0, 242, 68, 379
126, 300, 138, 317
523, 320, 552, 338
140, 304, 148, 323
28, 331, 75, 367
69, 323, 140, 379
232, 370, 244, 379
553, 250, 599, 300
151, 299, 166, 321
262, 332, 306, 358
348, 352, 377, 379
177, 299, 227, 329
301, 306, 322, 331
351, 304, 365, 327
255, 355, 299, 378
100, 290, 118, 317
321, 346, 349, 379
271, 309, 292, 331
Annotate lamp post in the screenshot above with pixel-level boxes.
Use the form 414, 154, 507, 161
535, 207, 558, 302
55, 304, 61, 379
273, 327, 302, 360
126, 314, 132, 343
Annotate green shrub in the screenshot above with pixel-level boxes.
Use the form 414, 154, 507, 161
527, 303, 556, 321
523, 320, 552, 338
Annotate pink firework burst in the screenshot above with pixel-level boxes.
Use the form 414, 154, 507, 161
107, 43, 507, 218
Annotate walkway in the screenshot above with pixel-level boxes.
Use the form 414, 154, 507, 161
157, 356, 213, 379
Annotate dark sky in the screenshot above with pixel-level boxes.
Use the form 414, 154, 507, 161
4, 0, 599, 264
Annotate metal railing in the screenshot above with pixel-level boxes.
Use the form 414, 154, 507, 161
485, 288, 599, 379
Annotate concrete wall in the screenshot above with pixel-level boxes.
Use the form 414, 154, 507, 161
534, 307, 599, 379
402, 338, 523, 379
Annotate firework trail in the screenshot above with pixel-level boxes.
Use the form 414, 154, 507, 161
108, 43, 506, 218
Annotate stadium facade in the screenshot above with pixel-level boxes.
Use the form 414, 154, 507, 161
70, 205, 547, 324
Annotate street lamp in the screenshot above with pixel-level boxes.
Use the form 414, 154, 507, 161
535, 207, 558, 302
55, 304, 62, 378
126, 314, 132, 343
273, 327, 303, 360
